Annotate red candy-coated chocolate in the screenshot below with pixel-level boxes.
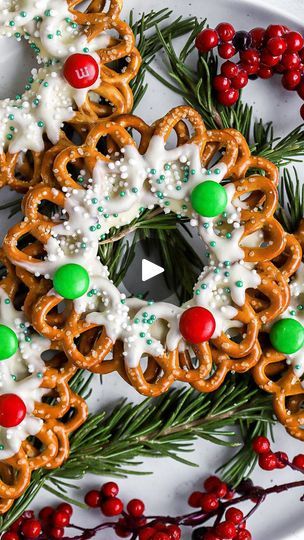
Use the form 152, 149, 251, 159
179, 306, 216, 344
63, 53, 99, 89
0, 393, 26, 428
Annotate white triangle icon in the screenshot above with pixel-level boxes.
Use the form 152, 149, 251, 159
142, 259, 164, 282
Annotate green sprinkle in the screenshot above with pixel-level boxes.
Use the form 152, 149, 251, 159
0, 445, 4, 450
164, 163, 171, 170
226, 232, 232, 239
195, 289, 200, 295
214, 168, 221, 174
201, 284, 207, 289
121, 299, 126, 304
37, 121, 44, 127
140, 332, 146, 338
11, 374, 16, 381
80, 243, 86, 249
43, 82, 49, 87
176, 185, 181, 190
290, 310, 296, 316
83, 47, 89, 53
224, 287, 231, 293
96, 224, 101, 230
20, 11, 27, 17
9, 21, 15, 27
134, 318, 140, 324
224, 261, 231, 267
89, 226, 96, 231
4, 299, 10, 304
190, 169, 196, 175
146, 339, 153, 345
150, 168, 157, 175
6, 134, 13, 141
224, 271, 230, 277
104, 214, 109, 219
25, 336, 31, 342
236, 280, 243, 288
210, 241, 216, 247
97, 206, 103, 212
47, 34, 53, 39
44, 9, 51, 16
37, 372, 43, 378
132, 187, 138, 193
91, 198, 98, 204
203, 223, 209, 229
15, 32, 21, 38
214, 268, 220, 274
56, 30, 62, 36
119, 191, 126, 197
297, 304, 304, 310
164, 201, 170, 206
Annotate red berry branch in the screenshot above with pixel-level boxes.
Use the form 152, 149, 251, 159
2, 438, 304, 540
195, 23, 304, 118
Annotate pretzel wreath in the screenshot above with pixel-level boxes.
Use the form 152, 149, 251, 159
0, 250, 87, 513
3, 105, 295, 404
0, 0, 141, 193
252, 221, 304, 441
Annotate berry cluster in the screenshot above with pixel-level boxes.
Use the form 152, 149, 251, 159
195, 23, 304, 117
2, 503, 73, 540
252, 435, 304, 472
85, 482, 181, 540
189, 477, 251, 540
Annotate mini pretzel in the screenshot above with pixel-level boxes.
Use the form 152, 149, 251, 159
0, 251, 87, 513
3, 105, 292, 401
0, 0, 141, 193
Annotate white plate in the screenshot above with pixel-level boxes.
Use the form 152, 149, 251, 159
1, 1, 304, 538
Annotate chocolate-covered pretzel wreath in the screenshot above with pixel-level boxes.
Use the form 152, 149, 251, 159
3, 105, 291, 398
0, 250, 87, 513
0, 0, 140, 192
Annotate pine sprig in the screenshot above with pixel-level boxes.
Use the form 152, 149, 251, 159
277, 167, 304, 232
0, 376, 273, 531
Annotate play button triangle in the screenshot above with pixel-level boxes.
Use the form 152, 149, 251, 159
142, 259, 164, 282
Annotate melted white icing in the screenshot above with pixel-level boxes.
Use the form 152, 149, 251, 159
0, 288, 50, 459
11, 137, 264, 368
0, 0, 113, 152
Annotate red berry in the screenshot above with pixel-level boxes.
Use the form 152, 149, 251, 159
218, 43, 236, 59
195, 28, 219, 53
2, 534, 20, 540
292, 453, 304, 470
138, 527, 156, 540
267, 37, 287, 56
258, 452, 277, 471
39, 506, 54, 522
215, 521, 237, 539
21, 519, 41, 539
281, 51, 301, 70
216, 23, 235, 42
101, 481, 119, 498
233, 69, 250, 88
49, 527, 64, 539
115, 518, 132, 538
179, 307, 215, 344
258, 66, 273, 79
153, 534, 170, 540
275, 451, 288, 468
213, 482, 228, 499
101, 497, 123, 517
200, 493, 219, 513
167, 524, 181, 540
282, 69, 301, 89
57, 503, 73, 517
9, 517, 24, 533
225, 508, 244, 525
213, 75, 231, 91
285, 31, 304, 52
236, 531, 252, 540
241, 62, 259, 75
240, 49, 260, 65
204, 476, 221, 492
252, 436, 271, 454
53, 511, 70, 528
188, 491, 203, 508
85, 489, 101, 508
297, 80, 304, 99
265, 24, 286, 39
0, 394, 26, 428
127, 499, 145, 517
224, 488, 235, 500
63, 53, 99, 89
221, 61, 239, 78
250, 27, 265, 49
260, 50, 280, 67
205, 533, 221, 540
217, 88, 239, 106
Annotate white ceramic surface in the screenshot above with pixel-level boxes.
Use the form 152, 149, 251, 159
1, 1, 304, 538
